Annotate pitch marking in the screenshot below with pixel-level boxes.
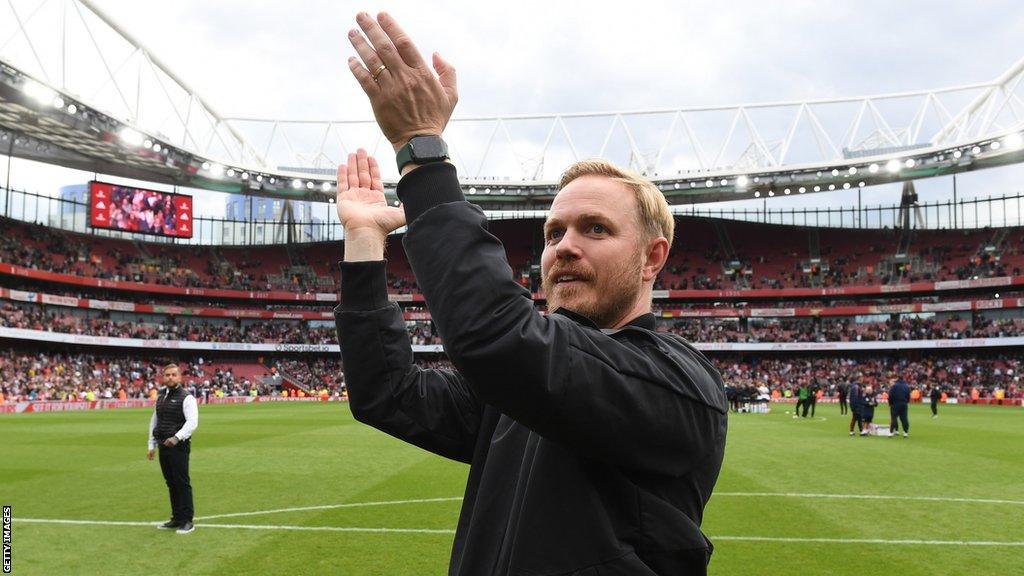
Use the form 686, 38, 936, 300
13, 518, 1024, 546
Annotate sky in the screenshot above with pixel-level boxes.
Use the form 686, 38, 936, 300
2, 0, 1024, 222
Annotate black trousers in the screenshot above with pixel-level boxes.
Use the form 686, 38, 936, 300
931, 399, 939, 416
890, 404, 910, 433
158, 440, 194, 523
839, 397, 848, 415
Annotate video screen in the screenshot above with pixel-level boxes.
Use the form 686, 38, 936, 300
89, 182, 193, 238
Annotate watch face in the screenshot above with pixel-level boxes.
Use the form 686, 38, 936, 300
410, 136, 448, 160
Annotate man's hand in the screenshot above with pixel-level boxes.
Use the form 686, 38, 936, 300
163, 437, 179, 448
147, 449, 155, 461
347, 12, 458, 151
337, 149, 406, 262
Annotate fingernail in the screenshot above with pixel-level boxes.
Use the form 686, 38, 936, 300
349, 29, 358, 37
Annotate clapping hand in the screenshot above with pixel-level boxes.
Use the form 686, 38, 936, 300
346, 12, 458, 152
336, 149, 406, 261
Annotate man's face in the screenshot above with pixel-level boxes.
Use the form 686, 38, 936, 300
541, 175, 649, 328
163, 367, 182, 388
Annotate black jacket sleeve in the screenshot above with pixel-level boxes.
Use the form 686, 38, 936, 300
398, 163, 726, 477
334, 259, 482, 464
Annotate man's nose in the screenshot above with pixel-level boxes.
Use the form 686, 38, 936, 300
555, 229, 583, 259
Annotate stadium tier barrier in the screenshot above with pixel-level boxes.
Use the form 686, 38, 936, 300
6, 325, 1024, 352
0, 394, 344, 414
2, 262, 1022, 303
3, 285, 1024, 321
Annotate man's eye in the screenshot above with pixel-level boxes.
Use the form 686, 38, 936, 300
591, 224, 606, 234
547, 229, 563, 241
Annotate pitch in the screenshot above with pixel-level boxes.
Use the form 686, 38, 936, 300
1, 402, 1021, 575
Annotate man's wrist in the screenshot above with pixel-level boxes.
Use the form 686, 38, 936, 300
343, 229, 388, 262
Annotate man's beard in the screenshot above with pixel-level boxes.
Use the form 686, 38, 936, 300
543, 250, 645, 328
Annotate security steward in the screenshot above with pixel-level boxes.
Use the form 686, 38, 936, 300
147, 363, 199, 534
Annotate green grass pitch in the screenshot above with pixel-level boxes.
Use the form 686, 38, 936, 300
1, 401, 1021, 575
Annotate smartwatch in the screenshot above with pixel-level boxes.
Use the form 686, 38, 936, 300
396, 135, 449, 173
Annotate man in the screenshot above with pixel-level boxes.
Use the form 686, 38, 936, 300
334, 12, 728, 575
848, 376, 864, 436
147, 363, 198, 534
806, 378, 820, 418
837, 380, 849, 415
930, 384, 942, 418
889, 376, 911, 437
795, 381, 808, 418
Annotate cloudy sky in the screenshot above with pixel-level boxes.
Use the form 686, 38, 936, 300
2, 0, 1024, 221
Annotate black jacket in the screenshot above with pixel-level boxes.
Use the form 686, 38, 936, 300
334, 163, 728, 575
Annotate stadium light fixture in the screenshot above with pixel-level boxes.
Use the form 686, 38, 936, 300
990, 141, 1001, 151
208, 164, 224, 178
720, 178, 728, 186
858, 181, 866, 187
843, 182, 851, 189
321, 182, 331, 192
798, 187, 806, 193
868, 163, 879, 173
468, 187, 476, 193
1004, 133, 1024, 150
119, 127, 143, 147
291, 179, 302, 189
753, 177, 760, 183
21, 79, 56, 105
66, 104, 77, 115
816, 171, 822, 178
904, 158, 916, 168
52, 97, 64, 109
768, 190, 775, 197
886, 159, 901, 173
813, 185, 821, 192
143, 139, 153, 149
737, 175, 749, 187
153, 143, 162, 153
828, 184, 836, 190
705, 180, 713, 188
241, 172, 249, 180
269, 177, 276, 184
256, 175, 264, 182
754, 191, 760, 198
953, 150, 963, 159
831, 168, 839, 176
784, 188, 791, 195
673, 183, 680, 189
848, 167, 857, 175
305, 181, 315, 190
972, 146, 982, 155
226, 168, 236, 177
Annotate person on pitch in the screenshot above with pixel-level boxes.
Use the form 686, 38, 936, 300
332, 11, 728, 575
147, 363, 199, 534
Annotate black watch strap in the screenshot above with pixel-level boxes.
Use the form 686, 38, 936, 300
396, 135, 449, 172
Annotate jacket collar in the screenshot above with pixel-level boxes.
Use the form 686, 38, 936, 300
553, 308, 656, 331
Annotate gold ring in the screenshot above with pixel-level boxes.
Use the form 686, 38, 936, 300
371, 64, 387, 81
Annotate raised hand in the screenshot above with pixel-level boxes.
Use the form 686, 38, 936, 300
336, 149, 406, 262
346, 12, 458, 151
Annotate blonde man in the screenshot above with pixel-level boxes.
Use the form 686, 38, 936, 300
333, 12, 727, 576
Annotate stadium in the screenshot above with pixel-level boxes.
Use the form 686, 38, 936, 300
1, 1, 1022, 575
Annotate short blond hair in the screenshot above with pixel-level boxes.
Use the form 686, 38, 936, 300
163, 363, 179, 373
558, 160, 674, 250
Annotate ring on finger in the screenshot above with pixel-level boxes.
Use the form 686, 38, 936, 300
371, 64, 387, 81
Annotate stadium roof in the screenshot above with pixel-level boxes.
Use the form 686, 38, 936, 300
0, 0, 1023, 207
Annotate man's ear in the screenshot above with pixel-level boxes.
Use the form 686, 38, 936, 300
642, 236, 670, 282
